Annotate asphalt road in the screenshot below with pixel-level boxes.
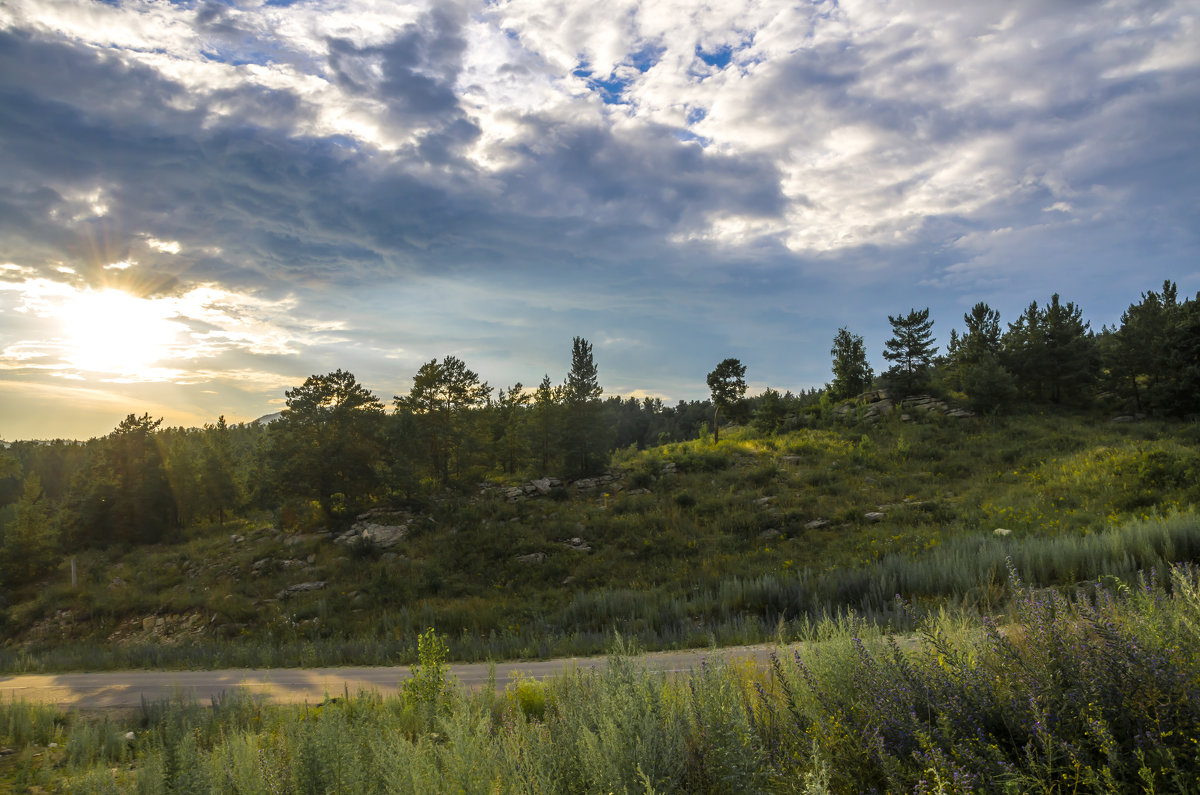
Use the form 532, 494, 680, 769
0, 645, 786, 710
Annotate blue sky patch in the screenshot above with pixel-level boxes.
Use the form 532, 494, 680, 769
573, 65, 632, 105
696, 44, 733, 69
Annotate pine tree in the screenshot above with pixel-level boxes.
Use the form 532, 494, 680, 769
1106, 281, 1180, 413
1003, 294, 1096, 404
561, 337, 606, 475
882, 308, 937, 395
706, 358, 747, 443
395, 358, 490, 484
532, 375, 559, 474
2, 472, 59, 585
828, 328, 873, 400
946, 302, 1014, 411
493, 383, 531, 474
273, 370, 385, 515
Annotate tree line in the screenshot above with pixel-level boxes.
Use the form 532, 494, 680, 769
0, 282, 1196, 588
828, 281, 1200, 416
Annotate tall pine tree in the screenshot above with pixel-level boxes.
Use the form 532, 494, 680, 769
882, 308, 937, 395
828, 328, 873, 400
561, 337, 607, 475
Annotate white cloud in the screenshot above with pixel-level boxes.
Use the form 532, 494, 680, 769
1, 0, 1197, 437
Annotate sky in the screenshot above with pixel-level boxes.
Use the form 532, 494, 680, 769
1, 0, 1197, 440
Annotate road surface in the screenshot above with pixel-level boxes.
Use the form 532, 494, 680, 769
0, 645, 788, 710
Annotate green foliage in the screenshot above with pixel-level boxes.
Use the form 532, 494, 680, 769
561, 336, 609, 475
883, 308, 937, 395
828, 326, 873, 400
1003, 293, 1098, 405
271, 369, 385, 519
1103, 281, 1200, 416
706, 358, 748, 444
63, 413, 177, 547
402, 627, 452, 715
0, 472, 59, 586
14, 569, 1200, 791
957, 352, 1016, 414
507, 672, 549, 720
395, 356, 492, 484
751, 387, 787, 435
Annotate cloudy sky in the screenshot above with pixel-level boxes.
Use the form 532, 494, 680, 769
1, 0, 1197, 439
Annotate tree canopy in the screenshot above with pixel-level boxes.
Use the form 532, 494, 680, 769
828, 328, 873, 401
882, 308, 937, 395
706, 358, 748, 443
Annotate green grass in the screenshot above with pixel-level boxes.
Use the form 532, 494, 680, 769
4, 564, 1200, 792
3, 414, 1200, 672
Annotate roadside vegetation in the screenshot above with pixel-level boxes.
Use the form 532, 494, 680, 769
4, 563, 1198, 793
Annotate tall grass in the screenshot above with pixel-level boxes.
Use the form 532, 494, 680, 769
10, 563, 1200, 792
4, 511, 1200, 674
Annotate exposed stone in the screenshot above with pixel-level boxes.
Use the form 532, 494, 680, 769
334, 521, 409, 549
563, 537, 592, 552
837, 390, 973, 422
994, 527, 1012, 537
755, 496, 775, 506
531, 477, 561, 494
142, 617, 156, 632
864, 511, 886, 522
804, 519, 830, 530
759, 529, 782, 540
515, 552, 546, 564
229, 534, 245, 543
277, 581, 327, 598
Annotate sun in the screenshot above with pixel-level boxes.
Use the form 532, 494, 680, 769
59, 289, 182, 376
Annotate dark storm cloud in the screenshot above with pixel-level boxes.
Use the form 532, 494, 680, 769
0, 15, 793, 299
495, 115, 784, 232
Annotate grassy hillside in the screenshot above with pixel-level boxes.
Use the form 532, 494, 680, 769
2, 411, 1199, 672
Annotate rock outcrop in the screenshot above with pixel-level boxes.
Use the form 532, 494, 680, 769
835, 390, 974, 422
334, 510, 412, 549
482, 471, 626, 503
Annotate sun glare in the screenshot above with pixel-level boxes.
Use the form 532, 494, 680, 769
60, 289, 182, 376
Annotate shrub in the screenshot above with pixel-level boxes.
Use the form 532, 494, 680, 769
402, 627, 452, 715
